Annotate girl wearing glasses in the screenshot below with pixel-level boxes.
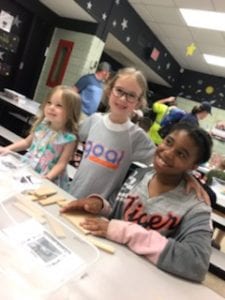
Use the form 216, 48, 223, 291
70, 67, 155, 199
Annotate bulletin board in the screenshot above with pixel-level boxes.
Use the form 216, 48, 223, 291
0, 9, 20, 77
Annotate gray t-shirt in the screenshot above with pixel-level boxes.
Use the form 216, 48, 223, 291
70, 113, 155, 199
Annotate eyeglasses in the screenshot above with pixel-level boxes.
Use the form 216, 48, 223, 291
112, 87, 140, 103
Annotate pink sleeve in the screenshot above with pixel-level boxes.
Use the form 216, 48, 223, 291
107, 220, 168, 264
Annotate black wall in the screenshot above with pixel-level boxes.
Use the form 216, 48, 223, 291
1, 0, 225, 109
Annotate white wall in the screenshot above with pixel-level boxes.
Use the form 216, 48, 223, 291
34, 28, 105, 103
177, 97, 225, 154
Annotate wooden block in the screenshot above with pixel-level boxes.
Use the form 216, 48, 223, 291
22, 194, 39, 201
33, 186, 57, 198
39, 194, 65, 206
87, 237, 115, 254
62, 212, 94, 234
14, 202, 46, 224
45, 215, 66, 238
57, 200, 68, 207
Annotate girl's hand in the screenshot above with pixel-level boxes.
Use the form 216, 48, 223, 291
185, 173, 210, 205
81, 217, 109, 237
60, 197, 103, 215
0, 147, 9, 155
42, 175, 52, 181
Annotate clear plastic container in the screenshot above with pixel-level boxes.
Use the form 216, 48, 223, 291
0, 194, 99, 299
0, 151, 42, 197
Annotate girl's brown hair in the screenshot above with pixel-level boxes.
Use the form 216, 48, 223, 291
31, 85, 81, 135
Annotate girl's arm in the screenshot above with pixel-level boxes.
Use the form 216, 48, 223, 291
0, 134, 33, 153
44, 141, 76, 181
82, 207, 211, 282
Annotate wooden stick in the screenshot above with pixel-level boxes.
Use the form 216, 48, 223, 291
45, 214, 66, 238
17, 197, 45, 217
39, 194, 65, 206
87, 237, 115, 254
14, 202, 46, 224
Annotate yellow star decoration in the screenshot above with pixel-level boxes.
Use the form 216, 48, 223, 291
186, 43, 197, 56
205, 86, 214, 94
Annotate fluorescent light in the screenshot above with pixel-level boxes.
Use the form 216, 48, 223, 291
204, 54, 225, 67
180, 8, 225, 31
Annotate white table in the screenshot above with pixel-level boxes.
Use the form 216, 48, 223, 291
43, 184, 224, 300
0, 92, 40, 116
0, 161, 223, 300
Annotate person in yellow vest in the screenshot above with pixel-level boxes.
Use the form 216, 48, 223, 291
148, 96, 176, 145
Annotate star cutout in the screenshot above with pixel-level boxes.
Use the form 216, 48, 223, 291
121, 18, 128, 31
0, 51, 4, 60
87, 1, 92, 10
13, 15, 21, 28
166, 62, 171, 69
112, 20, 117, 27
186, 43, 196, 56
115, 0, 120, 5
102, 13, 107, 21
126, 36, 130, 42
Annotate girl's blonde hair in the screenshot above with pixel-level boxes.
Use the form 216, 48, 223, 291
31, 85, 81, 135
104, 67, 148, 109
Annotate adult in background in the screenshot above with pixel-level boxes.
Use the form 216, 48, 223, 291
180, 101, 212, 126
147, 96, 176, 145
74, 61, 111, 118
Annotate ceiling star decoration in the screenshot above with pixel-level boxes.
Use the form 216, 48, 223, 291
186, 43, 196, 56
112, 20, 117, 27
115, 0, 120, 5
87, 1, 92, 10
121, 18, 128, 31
126, 36, 130, 42
12, 15, 21, 28
0, 51, 5, 60
102, 13, 107, 21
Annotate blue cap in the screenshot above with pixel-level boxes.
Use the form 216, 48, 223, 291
201, 101, 212, 114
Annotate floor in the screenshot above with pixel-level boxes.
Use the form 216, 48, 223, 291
203, 229, 225, 298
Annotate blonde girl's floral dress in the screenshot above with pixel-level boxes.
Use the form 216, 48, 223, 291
24, 120, 77, 190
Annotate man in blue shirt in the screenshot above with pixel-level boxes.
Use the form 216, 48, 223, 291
74, 62, 111, 117
180, 101, 212, 126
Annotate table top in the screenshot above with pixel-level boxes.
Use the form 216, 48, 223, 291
45, 183, 224, 300
0, 92, 40, 116
0, 156, 223, 300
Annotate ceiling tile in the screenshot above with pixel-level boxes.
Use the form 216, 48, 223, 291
212, 0, 225, 12
158, 24, 193, 39
190, 28, 225, 46
173, 0, 214, 10
130, 0, 174, 5
144, 6, 184, 25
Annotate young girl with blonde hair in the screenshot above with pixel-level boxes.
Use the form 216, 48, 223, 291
0, 85, 81, 189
